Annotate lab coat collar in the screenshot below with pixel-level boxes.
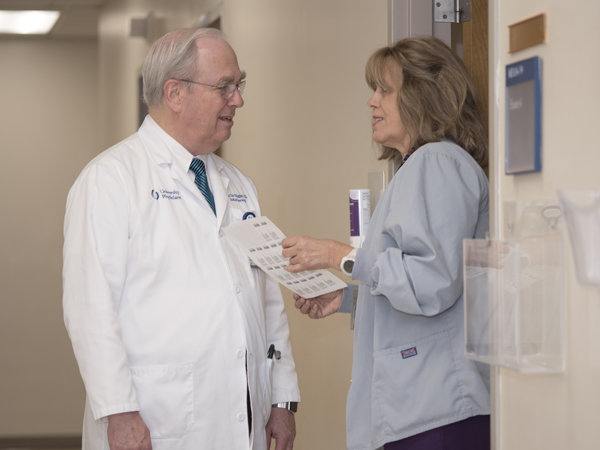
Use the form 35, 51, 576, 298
139, 115, 230, 229
139, 115, 192, 168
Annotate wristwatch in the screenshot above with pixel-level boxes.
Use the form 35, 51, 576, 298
272, 402, 298, 414
340, 248, 358, 277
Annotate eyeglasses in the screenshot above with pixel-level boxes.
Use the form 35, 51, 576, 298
180, 79, 246, 99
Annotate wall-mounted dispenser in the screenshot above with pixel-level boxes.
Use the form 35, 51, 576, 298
463, 200, 565, 373
558, 190, 600, 287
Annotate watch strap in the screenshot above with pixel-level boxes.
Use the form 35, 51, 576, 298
272, 401, 298, 414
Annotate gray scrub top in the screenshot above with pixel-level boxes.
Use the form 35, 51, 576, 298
340, 140, 491, 450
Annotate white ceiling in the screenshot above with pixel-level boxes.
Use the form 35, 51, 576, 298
0, 0, 104, 38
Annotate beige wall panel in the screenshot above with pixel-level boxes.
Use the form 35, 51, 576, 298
491, 1, 600, 449
0, 40, 98, 435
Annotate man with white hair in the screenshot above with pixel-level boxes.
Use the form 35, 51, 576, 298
63, 28, 300, 450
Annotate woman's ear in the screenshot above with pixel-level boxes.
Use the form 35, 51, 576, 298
163, 79, 184, 113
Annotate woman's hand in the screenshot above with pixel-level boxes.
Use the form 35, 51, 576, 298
293, 290, 343, 319
281, 236, 353, 273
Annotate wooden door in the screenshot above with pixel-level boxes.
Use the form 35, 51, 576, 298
462, 0, 489, 173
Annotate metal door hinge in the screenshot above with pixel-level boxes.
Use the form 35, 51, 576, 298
434, 0, 471, 23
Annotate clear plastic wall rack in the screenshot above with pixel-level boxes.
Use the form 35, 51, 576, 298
463, 200, 565, 373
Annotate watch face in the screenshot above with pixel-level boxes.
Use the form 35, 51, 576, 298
343, 260, 354, 272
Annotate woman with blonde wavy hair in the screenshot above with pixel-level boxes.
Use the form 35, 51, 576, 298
282, 36, 491, 450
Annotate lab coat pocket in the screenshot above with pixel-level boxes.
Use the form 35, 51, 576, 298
130, 362, 194, 439
372, 331, 461, 439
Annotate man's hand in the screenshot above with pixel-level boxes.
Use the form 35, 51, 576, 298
281, 236, 352, 273
293, 289, 343, 319
107, 411, 152, 450
265, 407, 296, 450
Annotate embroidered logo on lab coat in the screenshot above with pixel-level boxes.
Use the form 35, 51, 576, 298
401, 347, 418, 359
151, 189, 181, 200
229, 193, 248, 203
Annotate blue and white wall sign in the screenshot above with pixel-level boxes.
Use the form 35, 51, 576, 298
505, 56, 542, 174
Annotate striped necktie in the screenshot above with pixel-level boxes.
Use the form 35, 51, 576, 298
189, 158, 216, 215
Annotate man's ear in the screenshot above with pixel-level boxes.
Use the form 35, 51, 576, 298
163, 79, 185, 112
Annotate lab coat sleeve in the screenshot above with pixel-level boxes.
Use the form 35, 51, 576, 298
264, 277, 301, 404
352, 150, 483, 317
63, 162, 139, 421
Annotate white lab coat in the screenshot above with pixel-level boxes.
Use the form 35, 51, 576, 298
63, 116, 300, 450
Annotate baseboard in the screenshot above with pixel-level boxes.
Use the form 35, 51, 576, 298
0, 436, 82, 449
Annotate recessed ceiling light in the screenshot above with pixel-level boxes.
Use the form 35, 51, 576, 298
0, 10, 61, 35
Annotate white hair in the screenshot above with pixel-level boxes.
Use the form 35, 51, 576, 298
142, 27, 226, 107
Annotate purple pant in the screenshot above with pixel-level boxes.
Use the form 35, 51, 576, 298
384, 415, 490, 450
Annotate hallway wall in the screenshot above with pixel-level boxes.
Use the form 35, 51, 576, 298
490, 0, 600, 448
0, 40, 98, 435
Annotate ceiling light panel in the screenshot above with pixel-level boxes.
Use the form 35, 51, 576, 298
0, 10, 60, 34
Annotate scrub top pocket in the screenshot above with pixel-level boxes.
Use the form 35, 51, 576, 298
372, 331, 463, 439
